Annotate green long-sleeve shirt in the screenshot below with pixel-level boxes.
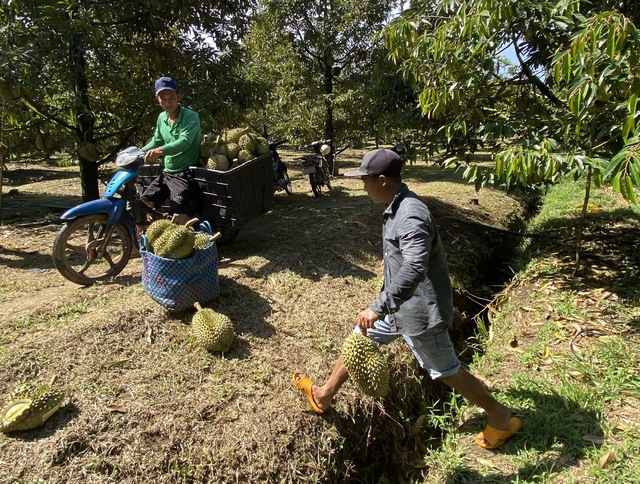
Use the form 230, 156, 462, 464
141, 106, 201, 173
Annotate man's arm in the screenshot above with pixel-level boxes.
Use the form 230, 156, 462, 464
370, 214, 432, 316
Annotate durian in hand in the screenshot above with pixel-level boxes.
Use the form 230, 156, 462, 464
340, 333, 389, 397
192, 302, 234, 352
1, 379, 64, 432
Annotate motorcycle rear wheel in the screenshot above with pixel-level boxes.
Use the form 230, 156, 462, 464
52, 214, 132, 285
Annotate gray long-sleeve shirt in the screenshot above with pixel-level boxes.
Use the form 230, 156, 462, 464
369, 183, 454, 336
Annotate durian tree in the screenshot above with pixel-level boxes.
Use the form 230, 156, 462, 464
244, 0, 399, 146
383, 0, 640, 269
0, 0, 254, 201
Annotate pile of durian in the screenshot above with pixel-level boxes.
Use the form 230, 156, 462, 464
200, 127, 270, 171
191, 301, 235, 352
145, 216, 216, 259
341, 333, 390, 397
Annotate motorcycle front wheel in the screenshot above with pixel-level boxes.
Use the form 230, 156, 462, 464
52, 214, 132, 285
309, 168, 322, 197
283, 169, 293, 195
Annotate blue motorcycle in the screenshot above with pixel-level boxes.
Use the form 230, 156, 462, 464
52, 147, 161, 285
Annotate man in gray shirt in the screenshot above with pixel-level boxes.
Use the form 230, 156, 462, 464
293, 149, 521, 449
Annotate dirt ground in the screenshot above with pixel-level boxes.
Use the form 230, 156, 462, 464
0, 150, 528, 482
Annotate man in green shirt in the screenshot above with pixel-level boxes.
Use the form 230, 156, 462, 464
141, 76, 202, 225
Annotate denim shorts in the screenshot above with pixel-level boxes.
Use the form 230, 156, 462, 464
353, 316, 461, 380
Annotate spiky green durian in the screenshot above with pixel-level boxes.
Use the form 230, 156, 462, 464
340, 333, 389, 397
153, 218, 198, 259
238, 134, 256, 154
207, 154, 230, 171
253, 136, 270, 155
1, 380, 64, 432
193, 232, 212, 250
225, 142, 240, 159
236, 149, 253, 164
145, 215, 178, 247
191, 302, 234, 352
224, 127, 249, 144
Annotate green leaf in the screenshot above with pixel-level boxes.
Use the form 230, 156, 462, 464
624, 175, 636, 203
628, 93, 638, 115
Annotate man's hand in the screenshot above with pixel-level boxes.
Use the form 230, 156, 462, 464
143, 148, 164, 164
356, 307, 379, 336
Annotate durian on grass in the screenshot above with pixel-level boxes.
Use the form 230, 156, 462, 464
192, 302, 234, 352
341, 333, 389, 397
1, 380, 64, 432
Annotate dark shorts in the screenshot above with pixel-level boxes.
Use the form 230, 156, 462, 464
142, 170, 200, 214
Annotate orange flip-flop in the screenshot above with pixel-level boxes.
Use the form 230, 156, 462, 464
475, 416, 521, 449
292, 372, 324, 414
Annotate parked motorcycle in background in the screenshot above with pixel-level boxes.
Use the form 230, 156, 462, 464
297, 140, 348, 197
269, 139, 292, 195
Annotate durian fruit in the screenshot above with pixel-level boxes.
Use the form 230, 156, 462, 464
153, 218, 199, 259
223, 127, 250, 144
0, 77, 22, 101
191, 302, 234, 352
236, 149, 254, 165
1, 380, 64, 433
253, 136, 270, 155
340, 333, 389, 397
193, 232, 212, 250
200, 140, 211, 159
78, 141, 100, 162
145, 215, 178, 247
238, 134, 257, 154
36, 133, 56, 152
207, 154, 230, 171
226, 142, 240, 160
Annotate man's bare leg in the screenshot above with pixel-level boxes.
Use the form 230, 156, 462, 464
440, 369, 512, 430
312, 356, 349, 412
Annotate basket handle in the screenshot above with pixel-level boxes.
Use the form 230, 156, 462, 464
139, 234, 150, 252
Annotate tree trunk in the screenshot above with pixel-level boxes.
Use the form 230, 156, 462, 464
323, 59, 335, 174
71, 3, 99, 201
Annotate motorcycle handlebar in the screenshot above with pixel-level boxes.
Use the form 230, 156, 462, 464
269, 139, 288, 149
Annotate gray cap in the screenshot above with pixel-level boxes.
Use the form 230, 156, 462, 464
344, 149, 402, 177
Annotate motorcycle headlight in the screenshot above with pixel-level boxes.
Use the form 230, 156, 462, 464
320, 144, 331, 156
116, 146, 145, 167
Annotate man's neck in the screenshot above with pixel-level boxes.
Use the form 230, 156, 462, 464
167, 105, 181, 122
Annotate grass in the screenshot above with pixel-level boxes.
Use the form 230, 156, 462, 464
420, 177, 640, 483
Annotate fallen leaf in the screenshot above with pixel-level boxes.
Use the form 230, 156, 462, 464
476, 457, 502, 470
409, 458, 427, 469
598, 448, 615, 468
145, 324, 154, 344
411, 414, 427, 436
106, 405, 127, 413
582, 434, 605, 445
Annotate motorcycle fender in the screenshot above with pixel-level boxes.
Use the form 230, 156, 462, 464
104, 170, 138, 197
60, 197, 127, 225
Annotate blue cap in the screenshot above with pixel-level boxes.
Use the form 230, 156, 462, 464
154, 77, 179, 96
344, 149, 403, 177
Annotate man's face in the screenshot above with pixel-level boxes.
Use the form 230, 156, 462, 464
156, 89, 181, 112
361, 174, 385, 203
